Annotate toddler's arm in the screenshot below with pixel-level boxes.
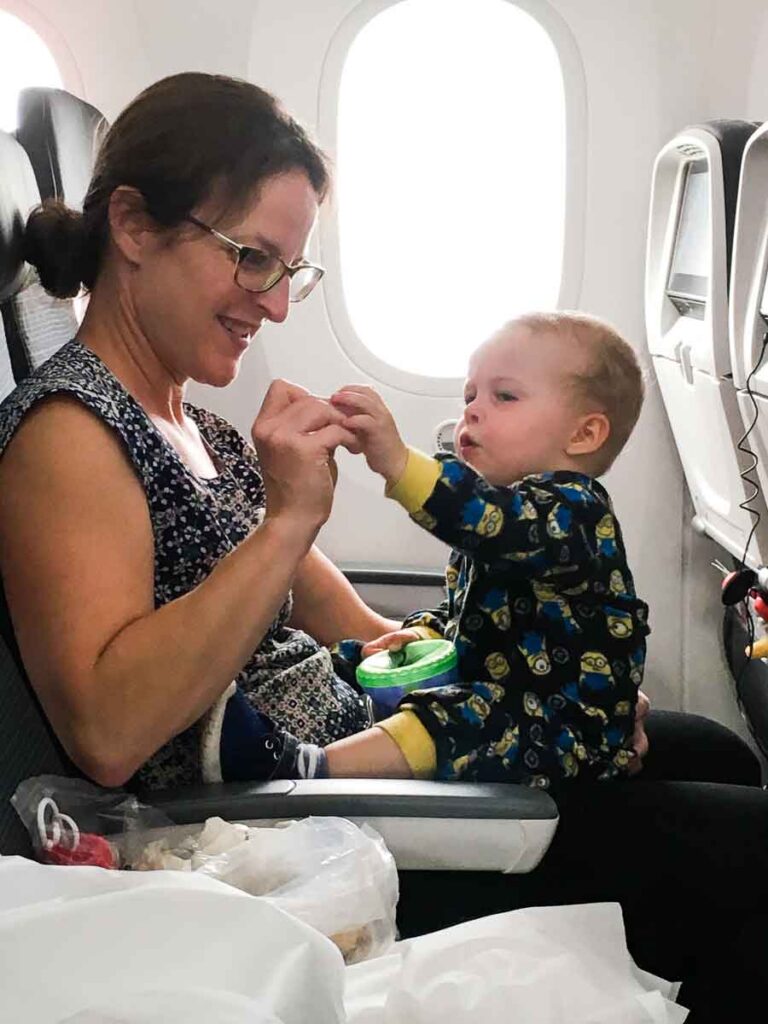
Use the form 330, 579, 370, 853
332, 385, 602, 579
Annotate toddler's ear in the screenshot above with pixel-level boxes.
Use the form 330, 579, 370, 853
566, 412, 610, 456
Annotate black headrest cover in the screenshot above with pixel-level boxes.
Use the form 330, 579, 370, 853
0, 131, 39, 303
16, 87, 109, 210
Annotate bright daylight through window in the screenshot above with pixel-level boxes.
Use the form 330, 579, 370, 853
337, 0, 566, 378
0, 10, 62, 132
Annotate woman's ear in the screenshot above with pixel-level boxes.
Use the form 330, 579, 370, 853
566, 411, 611, 457
107, 186, 156, 267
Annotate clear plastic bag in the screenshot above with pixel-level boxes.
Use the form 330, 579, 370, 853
11, 776, 398, 964
11, 774, 173, 868
192, 817, 399, 963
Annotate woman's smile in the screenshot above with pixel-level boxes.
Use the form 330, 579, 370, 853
217, 314, 260, 351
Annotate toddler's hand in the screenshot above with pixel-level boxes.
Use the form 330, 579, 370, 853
627, 689, 650, 776
361, 628, 424, 659
331, 385, 408, 485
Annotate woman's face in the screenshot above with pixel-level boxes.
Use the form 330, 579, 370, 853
132, 169, 320, 387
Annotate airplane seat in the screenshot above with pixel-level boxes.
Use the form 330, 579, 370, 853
722, 119, 768, 754
0, 130, 77, 382
0, 320, 16, 405
646, 118, 768, 568
15, 87, 109, 210
0, 137, 79, 855
729, 120, 768, 517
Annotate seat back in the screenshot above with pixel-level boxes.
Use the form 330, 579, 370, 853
0, 317, 15, 404
0, 129, 77, 381
0, 130, 79, 855
8, 89, 111, 378
16, 87, 109, 209
0, 624, 73, 856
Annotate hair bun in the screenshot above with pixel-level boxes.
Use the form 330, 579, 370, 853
22, 200, 87, 299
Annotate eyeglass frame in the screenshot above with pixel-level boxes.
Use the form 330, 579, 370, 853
184, 214, 325, 302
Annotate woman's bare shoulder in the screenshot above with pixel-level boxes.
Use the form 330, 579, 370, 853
0, 393, 139, 490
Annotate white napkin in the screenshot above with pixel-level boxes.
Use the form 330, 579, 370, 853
344, 902, 689, 1024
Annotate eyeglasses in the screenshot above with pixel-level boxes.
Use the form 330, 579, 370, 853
185, 214, 324, 302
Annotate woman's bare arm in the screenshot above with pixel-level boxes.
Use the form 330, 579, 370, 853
289, 545, 400, 645
0, 397, 323, 787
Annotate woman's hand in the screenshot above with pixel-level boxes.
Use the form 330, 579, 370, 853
627, 689, 651, 776
252, 379, 356, 537
361, 628, 424, 659
331, 385, 408, 486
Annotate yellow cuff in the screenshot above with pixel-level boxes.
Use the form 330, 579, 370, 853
411, 624, 444, 640
376, 710, 436, 779
386, 448, 441, 514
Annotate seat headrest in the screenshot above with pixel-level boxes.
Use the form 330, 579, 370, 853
16, 87, 109, 210
0, 131, 39, 304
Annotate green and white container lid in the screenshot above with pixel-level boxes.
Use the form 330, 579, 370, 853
356, 638, 457, 689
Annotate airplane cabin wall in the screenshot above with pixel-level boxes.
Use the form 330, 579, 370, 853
7, 0, 768, 736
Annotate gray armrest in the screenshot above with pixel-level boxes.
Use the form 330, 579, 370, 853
147, 778, 559, 873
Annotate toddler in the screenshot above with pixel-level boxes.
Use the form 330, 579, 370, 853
329, 312, 650, 789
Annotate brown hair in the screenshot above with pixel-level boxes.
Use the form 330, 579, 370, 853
510, 311, 645, 474
22, 73, 331, 299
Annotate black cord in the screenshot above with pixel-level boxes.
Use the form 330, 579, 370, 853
732, 331, 768, 717
735, 331, 768, 570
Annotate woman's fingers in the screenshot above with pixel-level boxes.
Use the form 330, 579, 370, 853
254, 396, 345, 448
259, 378, 310, 417
275, 396, 346, 435
309, 423, 359, 454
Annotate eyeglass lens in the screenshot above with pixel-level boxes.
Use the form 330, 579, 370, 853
235, 250, 321, 302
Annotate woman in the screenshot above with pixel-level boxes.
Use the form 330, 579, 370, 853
0, 73, 764, 1021
0, 72, 406, 789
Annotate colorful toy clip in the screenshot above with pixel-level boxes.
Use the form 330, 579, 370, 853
36, 795, 117, 868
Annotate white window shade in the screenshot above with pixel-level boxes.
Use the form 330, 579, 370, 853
0, 9, 62, 132
335, 0, 566, 380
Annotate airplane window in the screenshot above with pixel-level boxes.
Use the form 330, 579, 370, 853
0, 9, 62, 132
336, 0, 566, 378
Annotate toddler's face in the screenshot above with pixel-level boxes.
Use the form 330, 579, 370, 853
453, 326, 586, 485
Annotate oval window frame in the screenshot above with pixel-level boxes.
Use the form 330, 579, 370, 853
0, 1, 83, 110
317, 0, 586, 397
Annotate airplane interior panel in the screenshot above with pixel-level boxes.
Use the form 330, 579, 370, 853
667, 161, 710, 309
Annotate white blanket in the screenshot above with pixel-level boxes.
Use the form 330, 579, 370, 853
0, 856, 687, 1023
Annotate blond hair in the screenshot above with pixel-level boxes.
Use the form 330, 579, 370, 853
508, 311, 645, 474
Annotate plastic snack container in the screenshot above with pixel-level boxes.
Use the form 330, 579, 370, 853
356, 639, 458, 713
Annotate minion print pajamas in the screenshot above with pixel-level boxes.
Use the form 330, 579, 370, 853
379, 449, 650, 789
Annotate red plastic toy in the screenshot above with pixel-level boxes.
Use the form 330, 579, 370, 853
36, 796, 118, 869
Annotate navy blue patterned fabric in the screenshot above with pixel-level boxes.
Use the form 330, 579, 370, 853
399, 454, 651, 788
0, 339, 369, 788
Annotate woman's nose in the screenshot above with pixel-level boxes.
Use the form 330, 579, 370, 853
256, 276, 291, 324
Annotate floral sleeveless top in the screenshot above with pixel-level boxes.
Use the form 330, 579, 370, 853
0, 340, 369, 788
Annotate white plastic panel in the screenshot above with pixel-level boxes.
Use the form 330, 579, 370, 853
729, 121, 768, 392
653, 356, 766, 565
346, 816, 558, 873
645, 129, 728, 377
